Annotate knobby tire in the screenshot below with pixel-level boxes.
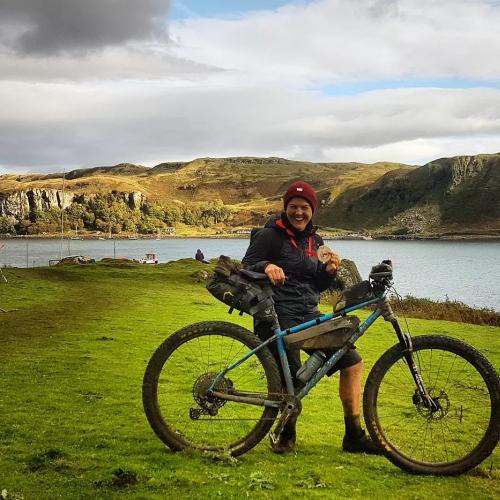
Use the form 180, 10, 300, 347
364, 335, 500, 475
143, 321, 282, 456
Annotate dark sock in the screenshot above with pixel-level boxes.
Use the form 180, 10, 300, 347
344, 415, 363, 439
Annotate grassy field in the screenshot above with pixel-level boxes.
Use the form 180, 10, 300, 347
1, 261, 499, 499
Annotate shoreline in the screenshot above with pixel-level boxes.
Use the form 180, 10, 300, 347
2, 233, 499, 242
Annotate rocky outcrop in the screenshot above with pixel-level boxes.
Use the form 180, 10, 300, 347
0, 188, 144, 220
127, 192, 144, 210
386, 205, 441, 235
424, 155, 489, 192
0, 189, 75, 220
0, 191, 28, 220
56, 255, 95, 265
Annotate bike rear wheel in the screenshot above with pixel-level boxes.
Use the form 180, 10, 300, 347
143, 321, 282, 456
364, 335, 500, 475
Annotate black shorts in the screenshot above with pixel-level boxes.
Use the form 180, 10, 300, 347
254, 313, 362, 383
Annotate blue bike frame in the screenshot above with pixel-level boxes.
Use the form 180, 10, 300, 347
209, 293, 387, 408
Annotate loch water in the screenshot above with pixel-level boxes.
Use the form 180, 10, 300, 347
0, 237, 498, 311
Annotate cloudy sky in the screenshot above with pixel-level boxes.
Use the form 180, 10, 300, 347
1, 0, 499, 173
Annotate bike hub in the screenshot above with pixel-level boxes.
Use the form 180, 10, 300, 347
414, 388, 450, 420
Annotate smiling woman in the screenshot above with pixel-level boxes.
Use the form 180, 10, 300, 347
285, 197, 313, 232
283, 181, 317, 232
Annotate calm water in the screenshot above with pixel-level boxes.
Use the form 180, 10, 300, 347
0, 238, 498, 311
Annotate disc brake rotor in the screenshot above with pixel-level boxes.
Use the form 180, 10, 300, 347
415, 388, 450, 420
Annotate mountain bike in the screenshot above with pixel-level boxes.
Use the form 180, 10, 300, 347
142, 260, 500, 475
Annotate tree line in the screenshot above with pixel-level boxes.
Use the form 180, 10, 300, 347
0, 193, 235, 235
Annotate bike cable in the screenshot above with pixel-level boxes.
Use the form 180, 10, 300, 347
389, 285, 412, 336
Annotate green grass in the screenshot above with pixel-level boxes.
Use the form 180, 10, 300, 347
1, 261, 499, 499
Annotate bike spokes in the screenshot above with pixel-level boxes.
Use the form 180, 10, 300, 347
156, 332, 272, 450
376, 347, 492, 465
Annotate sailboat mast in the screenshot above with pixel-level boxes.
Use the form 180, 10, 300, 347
60, 170, 65, 259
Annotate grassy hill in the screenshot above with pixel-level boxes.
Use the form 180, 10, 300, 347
317, 153, 500, 236
1, 260, 499, 499
1, 154, 499, 236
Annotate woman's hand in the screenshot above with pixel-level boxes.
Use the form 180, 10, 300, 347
325, 251, 341, 274
264, 263, 286, 285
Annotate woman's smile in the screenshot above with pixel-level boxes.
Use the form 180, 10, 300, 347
285, 196, 313, 231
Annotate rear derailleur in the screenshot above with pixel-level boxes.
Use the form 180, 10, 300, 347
190, 372, 233, 420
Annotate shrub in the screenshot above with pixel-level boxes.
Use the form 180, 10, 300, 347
390, 295, 499, 327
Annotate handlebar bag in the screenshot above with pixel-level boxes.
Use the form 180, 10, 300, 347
206, 255, 276, 322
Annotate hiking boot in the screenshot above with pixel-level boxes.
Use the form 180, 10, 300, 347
342, 430, 383, 455
271, 433, 296, 454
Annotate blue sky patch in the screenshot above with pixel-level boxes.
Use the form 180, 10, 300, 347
307, 78, 500, 96
172, 0, 311, 20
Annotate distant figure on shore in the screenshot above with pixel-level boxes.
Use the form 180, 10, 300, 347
195, 249, 209, 264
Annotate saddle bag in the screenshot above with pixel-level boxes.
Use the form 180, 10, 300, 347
284, 316, 359, 349
206, 255, 276, 322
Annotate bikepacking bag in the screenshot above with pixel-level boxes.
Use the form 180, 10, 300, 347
283, 316, 360, 350
206, 255, 276, 322
334, 280, 375, 311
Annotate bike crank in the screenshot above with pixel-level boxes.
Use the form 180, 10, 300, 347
269, 397, 302, 446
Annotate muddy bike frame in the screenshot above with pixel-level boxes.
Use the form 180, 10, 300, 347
208, 289, 436, 412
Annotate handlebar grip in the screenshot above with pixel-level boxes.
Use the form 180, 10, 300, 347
369, 272, 393, 281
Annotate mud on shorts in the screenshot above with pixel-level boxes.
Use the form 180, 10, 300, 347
254, 312, 362, 384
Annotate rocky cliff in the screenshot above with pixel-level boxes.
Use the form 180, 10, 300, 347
0, 188, 144, 221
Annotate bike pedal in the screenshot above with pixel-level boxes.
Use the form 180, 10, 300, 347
269, 431, 278, 446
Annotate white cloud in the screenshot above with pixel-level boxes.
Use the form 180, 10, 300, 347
0, 45, 220, 83
322, 137, 500, 166
170, 0, 500, 84
1, 0, 500, 172
1, 81, 499, 171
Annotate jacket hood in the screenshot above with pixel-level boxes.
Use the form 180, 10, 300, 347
264, 213, 281, 229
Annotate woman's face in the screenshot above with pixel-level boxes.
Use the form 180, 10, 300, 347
285, 196, 313, 231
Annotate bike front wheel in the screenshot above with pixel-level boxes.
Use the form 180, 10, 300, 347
364, 335, 500, 475
143, 321, 282, 456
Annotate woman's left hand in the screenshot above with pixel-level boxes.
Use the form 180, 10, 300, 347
325, 251, 341, 274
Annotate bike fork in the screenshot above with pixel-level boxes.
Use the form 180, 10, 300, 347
381, 299, 439, 412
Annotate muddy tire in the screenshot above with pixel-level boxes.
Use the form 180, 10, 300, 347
143, 321, 282, 456
364, 335, 500, 475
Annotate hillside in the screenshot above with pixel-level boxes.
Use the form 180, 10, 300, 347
317, 153, 500, 236
0, 154, 498, 237
0, 157, 407, 205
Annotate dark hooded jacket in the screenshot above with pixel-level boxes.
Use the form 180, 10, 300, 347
242, 213, 337, 319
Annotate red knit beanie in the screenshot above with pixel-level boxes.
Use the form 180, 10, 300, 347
283, 181, 317, 213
